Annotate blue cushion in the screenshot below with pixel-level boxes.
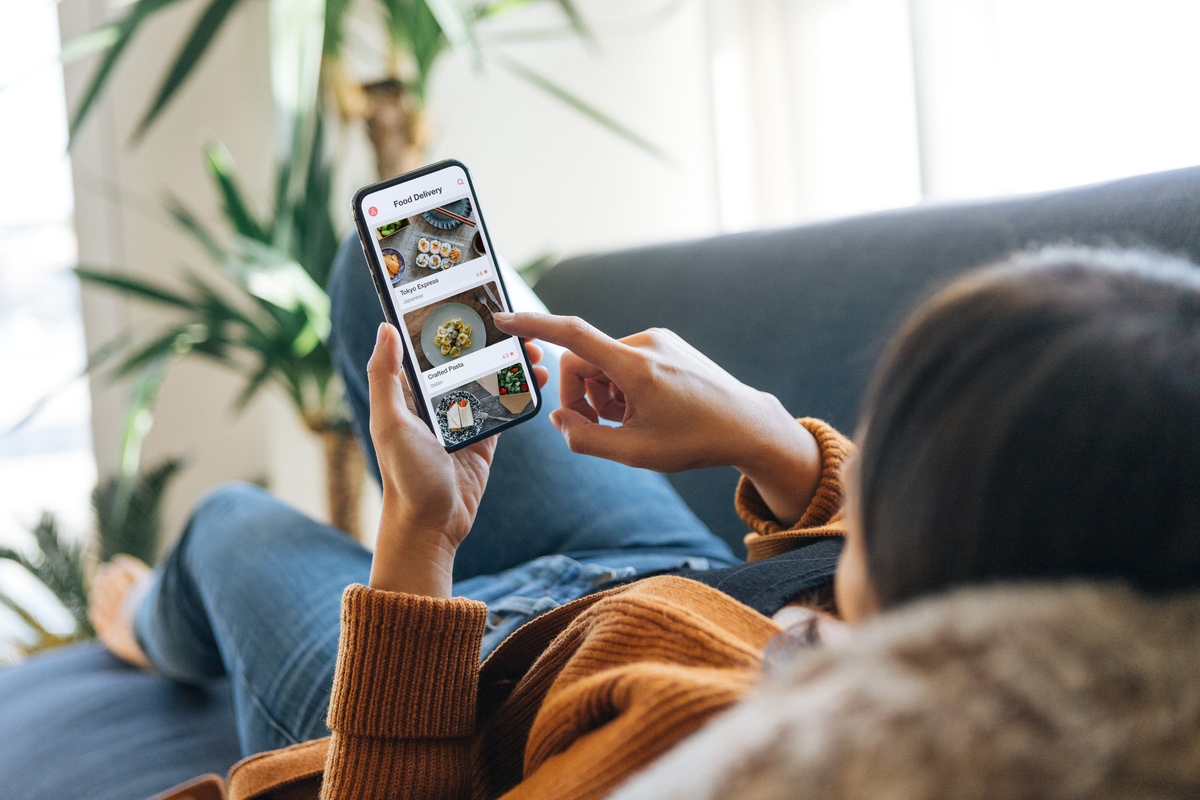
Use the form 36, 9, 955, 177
0, 642, 240, 800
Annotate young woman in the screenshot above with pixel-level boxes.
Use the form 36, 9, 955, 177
90, 245, 1200, 799
610, 246, 1200, 800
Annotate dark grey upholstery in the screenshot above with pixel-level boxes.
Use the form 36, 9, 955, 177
3, 164, 1199, 799
536, 166, 1200, 553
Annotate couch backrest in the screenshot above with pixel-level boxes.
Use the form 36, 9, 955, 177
535, 166, 1200, 555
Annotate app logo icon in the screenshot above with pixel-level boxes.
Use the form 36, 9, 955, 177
457, 178, 465, 185
368, 206, 378, 216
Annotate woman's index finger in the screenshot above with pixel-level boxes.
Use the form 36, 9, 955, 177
494, 312, 629, 371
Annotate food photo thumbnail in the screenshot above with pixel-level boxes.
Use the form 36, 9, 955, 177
430, 362, 534, 446
374, 197, 483, 288
403, 281, 507, 373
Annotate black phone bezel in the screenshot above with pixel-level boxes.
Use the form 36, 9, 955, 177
351, 159, 543, 452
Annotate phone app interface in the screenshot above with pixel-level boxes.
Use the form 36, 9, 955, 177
363, 165, 537, 446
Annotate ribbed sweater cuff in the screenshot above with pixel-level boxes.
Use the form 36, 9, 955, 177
736, 417, 854, 540
326, 584, 487, 739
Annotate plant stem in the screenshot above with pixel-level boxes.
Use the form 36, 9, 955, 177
322, 428, 365, 539
362, 79, 429, 179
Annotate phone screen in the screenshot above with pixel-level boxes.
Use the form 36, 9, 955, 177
354, 161, 540, 450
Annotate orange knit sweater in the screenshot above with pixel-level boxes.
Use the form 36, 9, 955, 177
225, 419, 853, 800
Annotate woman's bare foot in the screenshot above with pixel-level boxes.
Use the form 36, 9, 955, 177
88, 554, 153, 668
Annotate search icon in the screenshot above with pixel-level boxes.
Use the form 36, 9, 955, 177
457, 178, 465, 185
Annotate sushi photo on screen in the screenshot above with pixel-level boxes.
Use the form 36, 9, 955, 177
373, 198, 478, 289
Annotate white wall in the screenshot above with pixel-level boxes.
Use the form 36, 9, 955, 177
708, 0, 922, 229
910, 0, 1200, 201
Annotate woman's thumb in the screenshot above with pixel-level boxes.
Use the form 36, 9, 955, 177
368, 324, 414, 427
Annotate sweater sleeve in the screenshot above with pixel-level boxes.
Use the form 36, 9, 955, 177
320, 584, 488, 800
737, 418, 856, 561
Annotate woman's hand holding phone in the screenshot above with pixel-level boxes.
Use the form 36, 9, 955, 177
494, 312, 822, 527
366, 322, 549, 598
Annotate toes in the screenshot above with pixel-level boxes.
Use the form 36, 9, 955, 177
87, 558, 153, 669
112, 553, 150, 570
111, 554, 152, 579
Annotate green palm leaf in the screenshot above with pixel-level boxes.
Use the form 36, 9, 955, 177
167, 200, 229, 263
0, 515, 93, 636
118, 358, 174, 481
67, 0, 191, 145
322, 0, 355, 56
228, 237, 331, 354
74, 267, 202, 310
132, 0, 249, 142
69, 0, 666, 165
378, 0, 448, 99
0, 593, 86, 659
58, 24, 121, 67
108, 325, 208, 380
179, 271, 266, 333
423, 0, 481, 68
270, 0, 327, 215
477, 0, 539, 17
203, 141, 271, 243
288, 118, 339, 287
95, 457, 185, 564
551, 0, 593, 42
234, 359, 279, 410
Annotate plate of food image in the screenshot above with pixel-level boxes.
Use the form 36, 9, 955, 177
381, 248, 404, 285
422, 198, 473, 230
376, 219, 408, 239
436, 391, 486, 446
419, 302, 486, 367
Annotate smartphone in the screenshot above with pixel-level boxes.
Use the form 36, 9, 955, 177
352, 160, 542, 451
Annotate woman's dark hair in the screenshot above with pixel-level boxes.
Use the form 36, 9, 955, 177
857, 246, 1200, 608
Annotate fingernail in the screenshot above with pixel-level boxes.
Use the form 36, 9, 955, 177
377, 322, 388, 342
549, 411, 563, 432
494, 311, 514, 322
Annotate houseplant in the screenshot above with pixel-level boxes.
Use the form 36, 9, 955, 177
0, 458, 183, 664
63, 0, 666, 538
75, 117, 364, 533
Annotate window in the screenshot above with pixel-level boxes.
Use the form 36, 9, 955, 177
709, 0, 1200, 228
0, 0, 93, 657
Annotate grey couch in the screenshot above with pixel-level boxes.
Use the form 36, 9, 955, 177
4, 165, 1200, 799
536, 167, 1200, 551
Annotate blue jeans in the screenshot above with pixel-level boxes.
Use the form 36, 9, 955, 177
134, 240, 736, 756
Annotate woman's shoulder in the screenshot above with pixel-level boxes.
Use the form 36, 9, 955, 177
611, 582, 1200, 800
474, 576, 787, 797
481, 575, 783, 688
575, 575, 784, 652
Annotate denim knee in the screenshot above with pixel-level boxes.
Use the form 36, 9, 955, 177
183, 481, 275, 562
192, 480, 266, 518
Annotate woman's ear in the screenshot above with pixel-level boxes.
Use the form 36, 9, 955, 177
834, 459, 879, 623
